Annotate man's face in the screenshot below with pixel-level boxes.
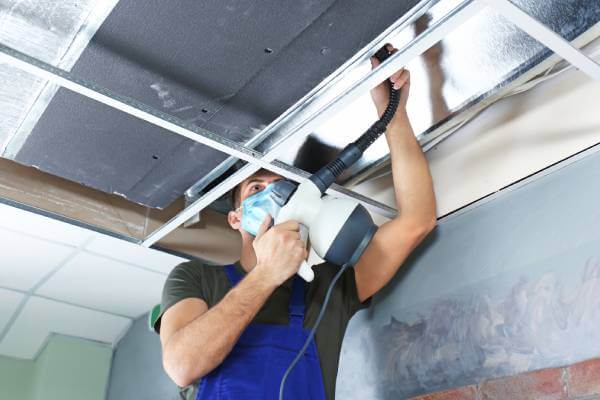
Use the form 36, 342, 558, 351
238, 170, 284, 205
227, 169, 284, 234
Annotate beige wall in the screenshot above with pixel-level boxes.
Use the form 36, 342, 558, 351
354, 58, 600, 221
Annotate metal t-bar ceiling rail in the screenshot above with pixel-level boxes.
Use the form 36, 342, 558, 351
148, 0, 600, 247
179, 0, 440, 230
143, 158, 397, 245
482, 0, 600, 81
0, 43, 286, 175
0, 43, 395, 237
183, 0, 440, 202
141, 0, 484, 246
1, 0, 597, 248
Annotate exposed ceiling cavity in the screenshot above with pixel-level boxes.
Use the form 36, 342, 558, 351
0, 0, 118, 153
335, 0, 600, 184
0, 0, 422, 209
0, 0, 599, 211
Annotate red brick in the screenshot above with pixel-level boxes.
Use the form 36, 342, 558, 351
409, 385, 477, 400
479, 368, 566, 400
567, 358, 600, 397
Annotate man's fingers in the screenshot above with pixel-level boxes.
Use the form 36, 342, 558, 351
376, 44, 405, 88
370, 56, 380, 69
283, 230, 301, 242
256, 214, 272, 238
277, 220, 300, 232
390, 68, 404, 84
393, 69, 410, 90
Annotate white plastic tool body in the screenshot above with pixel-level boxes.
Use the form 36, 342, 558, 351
275, 180, 323, 282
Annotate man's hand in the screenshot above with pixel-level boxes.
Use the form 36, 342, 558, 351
354, 45, 437, 303
161, 214, 305, 387
252, 216, 307, 287
370, 44, 411, 119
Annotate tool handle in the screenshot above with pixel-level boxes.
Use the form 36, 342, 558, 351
297, 224, 314, 282
297, 261, 314, 282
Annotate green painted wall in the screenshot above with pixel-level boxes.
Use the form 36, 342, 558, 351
0, 334, 113, 400
31, 335, 113, 400
0, 354, 34, 400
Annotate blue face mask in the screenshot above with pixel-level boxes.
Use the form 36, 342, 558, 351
240, 180, 297, 236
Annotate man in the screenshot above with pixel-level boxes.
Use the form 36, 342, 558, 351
155, 44, 436, 399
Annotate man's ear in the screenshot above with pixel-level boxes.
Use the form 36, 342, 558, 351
228, 208, 242, 230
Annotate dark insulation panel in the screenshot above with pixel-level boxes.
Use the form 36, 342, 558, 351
15, 0, 420, 208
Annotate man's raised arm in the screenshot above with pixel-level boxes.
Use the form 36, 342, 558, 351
354, 47, 437, 302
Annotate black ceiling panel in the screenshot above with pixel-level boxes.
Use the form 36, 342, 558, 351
14, 0, 420, 208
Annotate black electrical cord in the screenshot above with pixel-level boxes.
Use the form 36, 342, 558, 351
309, 46, 400, 194
278, 263, 350, 400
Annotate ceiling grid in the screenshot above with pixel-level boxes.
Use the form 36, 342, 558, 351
0, 202, 185, 360
0, 0, 596, 244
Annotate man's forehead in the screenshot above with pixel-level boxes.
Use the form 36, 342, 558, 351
241, 170, 283, 186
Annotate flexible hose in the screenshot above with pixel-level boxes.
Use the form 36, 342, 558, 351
356, 45, 401, 150
309, 47, 400, 193
278, 263, 350, 400
354, 76, 400, 152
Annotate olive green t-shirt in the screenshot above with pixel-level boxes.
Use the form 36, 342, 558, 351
155, 260, 369, 400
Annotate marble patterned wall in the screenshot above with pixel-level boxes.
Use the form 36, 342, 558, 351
337, 147, 600, 399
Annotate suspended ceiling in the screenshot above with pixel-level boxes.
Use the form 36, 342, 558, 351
0, 201, 186, 360
0, 0, 422, 209
1, 0, 597, 213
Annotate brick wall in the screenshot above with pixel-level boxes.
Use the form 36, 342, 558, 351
409, 358, 600, 400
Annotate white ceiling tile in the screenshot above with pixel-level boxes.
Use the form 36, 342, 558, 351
0, 288, 24, 333
37, 252, 167, 318
0, 296, 131, 359
0, 228, 75, 291
0, 203, 95, 247
85, 234, 186, 274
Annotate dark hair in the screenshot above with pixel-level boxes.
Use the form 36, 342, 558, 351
215, 160, 245, 210
229, 166, 278, 210
230, 184, 242, 209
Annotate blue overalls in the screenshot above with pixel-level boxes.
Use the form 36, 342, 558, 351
196, 264, 327, 400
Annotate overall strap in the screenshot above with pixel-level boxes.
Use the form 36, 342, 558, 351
224, 264, 243, 286
288, 276, 306, 327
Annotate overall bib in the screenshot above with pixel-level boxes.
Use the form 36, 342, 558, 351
196, 265, 327, 400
